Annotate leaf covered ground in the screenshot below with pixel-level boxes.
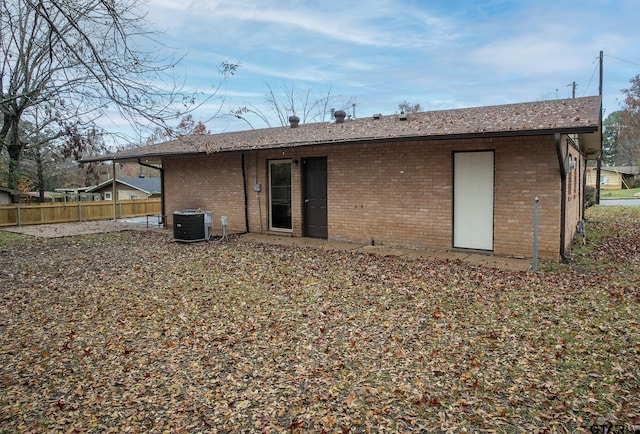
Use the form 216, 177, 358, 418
1, 207, 639, 433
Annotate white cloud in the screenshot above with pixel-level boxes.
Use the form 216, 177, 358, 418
152, 0, 456, 49
96, 0, 640, 143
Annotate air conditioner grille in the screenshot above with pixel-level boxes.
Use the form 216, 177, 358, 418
173, 210, 211, 242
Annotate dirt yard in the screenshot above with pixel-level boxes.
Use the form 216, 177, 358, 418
1, 219, 162, 238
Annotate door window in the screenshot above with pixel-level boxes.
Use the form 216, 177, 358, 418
269, 160, 292, 231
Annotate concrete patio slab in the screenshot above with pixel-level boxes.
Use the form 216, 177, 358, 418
2, 221, 532, 272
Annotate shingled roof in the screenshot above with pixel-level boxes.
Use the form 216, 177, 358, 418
88, 177, 161, 194
84, 96, 601, 163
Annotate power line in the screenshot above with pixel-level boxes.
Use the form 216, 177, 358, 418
583, 57, 600, 96
604, 54, 640, 68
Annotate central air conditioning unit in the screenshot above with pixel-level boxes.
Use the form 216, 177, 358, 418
173, 210, 212, 242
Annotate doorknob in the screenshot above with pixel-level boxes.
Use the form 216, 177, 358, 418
304, 199, 309, 203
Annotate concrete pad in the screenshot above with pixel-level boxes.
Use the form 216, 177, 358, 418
240, 233, 366, 251
241, 233, 532, 272
1, 219, 161, 238
1, 223, 532, 272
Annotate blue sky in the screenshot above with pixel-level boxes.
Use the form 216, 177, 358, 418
109, 0, 640, 145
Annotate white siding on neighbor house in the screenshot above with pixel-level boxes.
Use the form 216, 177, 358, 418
0, 191, 12, 204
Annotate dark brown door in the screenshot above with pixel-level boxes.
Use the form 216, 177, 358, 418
302, 157, 327, 239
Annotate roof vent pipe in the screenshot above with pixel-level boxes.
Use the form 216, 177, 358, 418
334, 110, 347, 123
289, 115, 300, 128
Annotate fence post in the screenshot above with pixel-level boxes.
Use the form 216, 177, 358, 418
532, 196, 539, 272
112, 162, 117, 221
0, 198, 159, 227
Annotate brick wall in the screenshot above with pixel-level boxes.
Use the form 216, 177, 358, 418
164, 153, 247, 236
326, 140, 452, 248
493, 136, 561, 259
163, 135, 569, 260
564, 136, 586, 253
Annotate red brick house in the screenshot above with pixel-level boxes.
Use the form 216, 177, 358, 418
85, 96, 602, 261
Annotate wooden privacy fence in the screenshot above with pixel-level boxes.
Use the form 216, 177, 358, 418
0, 199, 161, 227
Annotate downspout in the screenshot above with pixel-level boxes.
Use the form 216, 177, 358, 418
256, 151, 263, 233
241, 153, 249, 232
582, 159, 588, 220
554, 133, 570, 263
112, 161, 117, 221
138, 159, 165, 227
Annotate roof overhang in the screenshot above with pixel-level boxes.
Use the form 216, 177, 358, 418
80, 96, 602, 164
82, 154, 167, 166
578, 125, 602, 160
82, 127, 601, 165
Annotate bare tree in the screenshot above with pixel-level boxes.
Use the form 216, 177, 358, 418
15, 110, 65, 200
397, 101, 423, 114
144, 114, 211, 145
0, 0, 222, 189
231, 82, 357, 128
60, 126, 109, 187
21, 139, 58, 201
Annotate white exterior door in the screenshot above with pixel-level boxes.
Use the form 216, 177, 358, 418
453, 151, 494, 251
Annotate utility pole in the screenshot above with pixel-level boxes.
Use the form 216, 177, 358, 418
599, 50, 603, 96
595, 50, 603, 205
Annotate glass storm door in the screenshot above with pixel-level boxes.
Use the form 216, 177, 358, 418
269, 160, 292, 231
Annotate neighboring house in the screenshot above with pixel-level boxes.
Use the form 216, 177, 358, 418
21, 191, 66, 202
83, 96, 602, 261
54, 186, 98, 202
0, 187, 18, 204
88, 177, 161, 200
586, 166, 640, 189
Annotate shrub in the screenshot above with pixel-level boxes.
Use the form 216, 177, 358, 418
585, 185, 596, 208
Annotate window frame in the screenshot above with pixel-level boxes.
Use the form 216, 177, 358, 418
268, 159, 293, 232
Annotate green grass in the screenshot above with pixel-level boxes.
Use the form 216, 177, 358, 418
600, 187, 640, 198
568, 206, 640, 279
0, 230, 28, 248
